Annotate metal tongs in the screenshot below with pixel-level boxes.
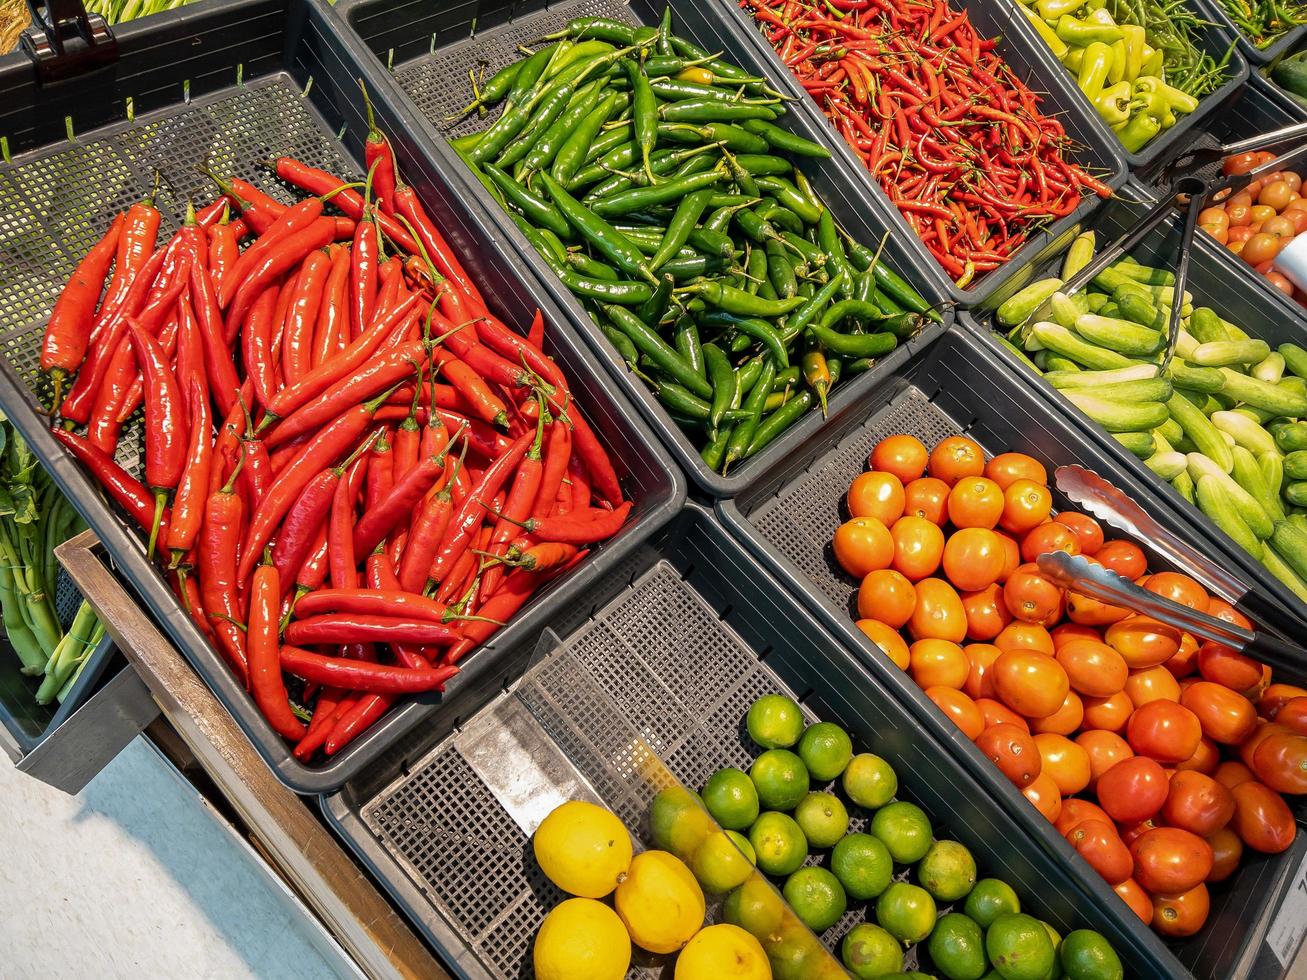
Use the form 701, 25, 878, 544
1055, 464, 1307, 636
1038, 550, 1307, 673
1160, 121, 1307, 189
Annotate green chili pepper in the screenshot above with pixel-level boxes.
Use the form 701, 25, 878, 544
656, 121, 769, 152
544, 17, 636, 45
483, 164, 572, 238
649, 77, 777, 105
623, 58, 658, 183
703, 342, 737, 435
539, 172, 655, 282
651, 188, 715, 270
735, 207, 783, 245
719, 149, 760, 199
521, 79, 606, 173
748, 390, 814, 457
659, 253, 733, 280
755, 175, 823, 224
766, 239, 798, 299
741, 119, 832, 158
880, 312, 925, 339
808, 322, 898, 358
819, 298, 883, 331
802, 348, 831, 416
656, 5, 673, 57
702, 424, 732, 470
736, 356, 765, 400
753, 201, 804, 234
580, 123, 632, 165
659, 99, 777, 122
687, 226, 735, 258
724, 358, 776, 473
652, 381, 748, 423
699, 311, 790, 368
674, 316, 706, 381
552, 89, 624, 186
590, 168, 726, 218
565, 250, 619, 281
637, 274, 674, 325
781, 269, 845, 343
817, 209, 853, 296
545, 39, 618, 78
603, 304, 712, 397
494, 80, 577, 169
872, 262, 938, 320
733, 154, 794, 177
745, 246, 769, 295
598, 318, 639, 367
779, 230, 825, 265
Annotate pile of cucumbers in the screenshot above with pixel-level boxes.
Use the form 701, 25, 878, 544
996, 230, 1307, 601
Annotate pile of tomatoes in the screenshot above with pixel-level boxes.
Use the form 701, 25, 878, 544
1198, 150, 1307, 307
832, 431, 1306, 940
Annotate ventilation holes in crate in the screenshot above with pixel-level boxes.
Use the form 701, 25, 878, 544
12, 142, 144, 261
116, 107, 240, 212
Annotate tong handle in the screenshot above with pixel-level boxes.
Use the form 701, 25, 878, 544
1221, 122, 1307, 160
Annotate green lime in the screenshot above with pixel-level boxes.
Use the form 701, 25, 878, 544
928, 912, 989, 980
986, 913, 1056, 980
692, 829, 756, 894
723, 875, 785, 939
1059, 929, 1123, 980
794, 791, 850, 848
749, 749, 810, 811
1042, 922, 1064, 980
831, 832, 893, 900
702, 767, 760, 830
798, 721, 854, 782
726, 829, 756, 865
649, 785, 715, 859
870, 800, 934, 864
749, 811, 809, 877
964, 878, 1021, 929
843, 752, 899, 809
783, 866, 847, 932
876, 881, 937, 944
918, 839, 978, 902
748, 694, 806, 749
765, 920, 827, 980
841, 922, 904, 979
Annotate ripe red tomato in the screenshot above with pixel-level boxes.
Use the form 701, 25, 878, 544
869, 434, 929, 484
1196, 642, 1263, 693
1214, 760, 1256, 790
929, 435, 985, 485
976, 698, 1030, 732
984, 452, 1047, 491
1094, 540, 1147, 579
1129, 827, 1214, 894
1003, 564, 1064, 626
1251, 732, 1307, 794
1022, 771, 1063, 823
1115, 879, 1153, 924
1174, 735, 1220, 775
1077, 730, 1134, 790
1182, 681, 1258, 745
1019, 522, 1080, 564
1096, 756, 1169, 824
1118, 818, 1158, 849
903, 477, 951, 525
1206, 827, 1242, 883
1125, 700, 1203, 763
1053, 512, 1104, 555
975, 723, 1041, 787
1152, 883, 1210, 938
1161, 770, 1235, 836
1275, 696, 1307, 735
1066, 819, 1134, 885
1055, 798, 1116, 837
1142, 572, 1208, 612
1230, 781, 1297, 853
1262, 683, 1307, 718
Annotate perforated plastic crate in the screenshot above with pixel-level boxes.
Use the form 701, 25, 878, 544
328, 0, 951, 497
716, 322, 1307, 978
323, 504, 1177, 980
0, 0, 684, 794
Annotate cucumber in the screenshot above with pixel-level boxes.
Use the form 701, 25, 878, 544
1222, 319, 1250, 342
1222, 431, 1238, 448
1044, 356, 1081, 373
1115, 289, 1163, 329
1062, 390, 1169, 432
1173, 329, 1200, 361
1292, 513, 1307, 531
1171, 469, 1197, 504
1045, 365, 1158, 389
1270, 520, 1307, 584
1145, 450, 1188, 478
1098, 302, 1120, 319
1083, 378, 1174, 403
1092, 266, 1137, 294
1261, 545, 1307, 604
1273, 422, 1307, 452
1191, 340, 1272, 368
1029, 322, 1135, 370
1286, 450, 1307, 482
1188, 307, 1230, 344
1211, 411, 1279, 456
1195, 475, 1264, 558
1232, 446, 1285, 527
1156, 416, 1184, 445
997, 277, 1062, 327
1086, 292, 1110, 313
1187, 454, 1274, 538
1279, 343, 1307, 381
1062, 231, 1095, 280
1166, 361, 1224, 393
1168, 394, 1233, 472
1074, 314, 1162, 356
1050, 292, 1084, 329
1112, 259, 1174, 286
1260, 450, 1286, 510
1253, 352, 1285, 384
1219, 369, 1307, 417
1115, 431, 1159, 458
994, 335, 1044, 374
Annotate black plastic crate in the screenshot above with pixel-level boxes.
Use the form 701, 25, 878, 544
322, 503, 1178, 980
328, 0, 951, 497
1196, 0, 1307, 66
0, 0, 685, 794
715, 323, 1307, 978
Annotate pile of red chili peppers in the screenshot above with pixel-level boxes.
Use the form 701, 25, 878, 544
39, 111, 631, 760
740, 0, 1113, 286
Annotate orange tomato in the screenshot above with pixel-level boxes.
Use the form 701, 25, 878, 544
1174, 735, 1220, 775
1082, 691, 1135, 733
1163, 632, 1200, 680
999, 479, 1053, 534
1206, 827, 1242, 883
1066, 819, 1134, 885
1124, 665, 1182, 706
1064, 588, 1131, 627
1251, 732, 1307, 794
1230, 781, 1297, 853
908, 578, 967, 643
992, 649, 1070, 719
1097, 756, 1169, 824
1095, 540, 1147, 579
903, 476, 950, 525
985, 452, 1047, 490
1115, 879, 1154, 924
1054, 512, 1104, 555
1196, 641, 1264, 693
976, 698, 1030, 732
928, 435, 985, 485
1105, 616, 1182, 669
857, 568, 917, 627
1161, 770, 1234, 837
1057, 639, 1128, 697
832, 517, 894, 578
994, 621, 1055, 655
942, 527, 1006, 592
1077, 729, 1134, 789
869, 434, 928, 484
1275, 696, 1307, 734
995, 532, 1022, 584
1151, 884, 1210, 938
1034, 733, 1091, 795
1143, 572, 1208, 612
1020, 522, 1081, 563
1051, 623, 1100, 649
1126, 700, 1203, 764
891, 515, 945, 581
909, 637, 970, 689
1030, 690, 1084, 736
1056, 798, 1116, 837
976, 723, 1042, 787
856, 619, 910, 670
1022, 771, 1063, 823
1003, 564, 1063, 626
1214, 760, 1256, 790
1130, 827, 1213, 894
1206, 596, 1253, 631
1260, 683, 1307, 718
963, 642, 1003, 700
1182, 681, 1257, 745
847, 471, 906, 525
947, 477, 1005, 529
960, 584, 1012, 642
925, 686, 986, 740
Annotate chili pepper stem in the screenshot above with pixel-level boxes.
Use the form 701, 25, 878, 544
147, 490, 168, 560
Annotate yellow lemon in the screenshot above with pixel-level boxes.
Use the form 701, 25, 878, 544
533, 801, 633, 898
533, 898, 630, 980
615, 850, 705, 954
674, 923, 770, 980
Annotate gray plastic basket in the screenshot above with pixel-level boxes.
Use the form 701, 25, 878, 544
0, 0, 685, 794
715, 323, 1307, 978
322, 503, 1179, 980
1256, 62, 1307, 118
328, 0, 952, 498
1196, 0, 1307, 66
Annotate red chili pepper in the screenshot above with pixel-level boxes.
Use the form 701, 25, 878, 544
442, 569, 543, 665
329, 453, 368, 590
360, 82, 398, 216
171, 566, 215, 644
188, 265, 244, 419
294, 588, 459, 624
273, 157, 420, 254
431, 347, 509, 427
124, 315, 187, 553
390, 375, 423, 485
281, 249, 330, 387
42, 212, 123, 405
294, 694, 354, 760
249, 559, 307, 741
240, 286, 281, 413
322, 693, 393, 755
439, 315, 531, 389
51, 428, 171, 542
93, 200, 161, 334
165, 379, 214, 563
481, 399, 546, 595
532, 418, 572, 517
313, 244, 352, 368
350, 216, 379, 342
283, 615, 461, 648
225, 217, 335, 337
353, 441, 450, 557
207, 220, 239, 293
515, 501, 633, 544
527, 309, 545, 350
391, 182, 479, 306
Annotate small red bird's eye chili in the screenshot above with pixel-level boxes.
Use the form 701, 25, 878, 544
249, 557, 307, 741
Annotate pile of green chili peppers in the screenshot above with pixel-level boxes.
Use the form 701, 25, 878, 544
448, 10, 939, 474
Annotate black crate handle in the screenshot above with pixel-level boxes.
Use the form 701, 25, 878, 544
21, 0, 118, 83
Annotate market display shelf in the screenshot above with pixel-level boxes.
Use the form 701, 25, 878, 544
0, 0, 684, 795
322, 503, 1176, 980
1195, 0, 1306, 67
330, 0, 957, 497
716, 322, 1307, 978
